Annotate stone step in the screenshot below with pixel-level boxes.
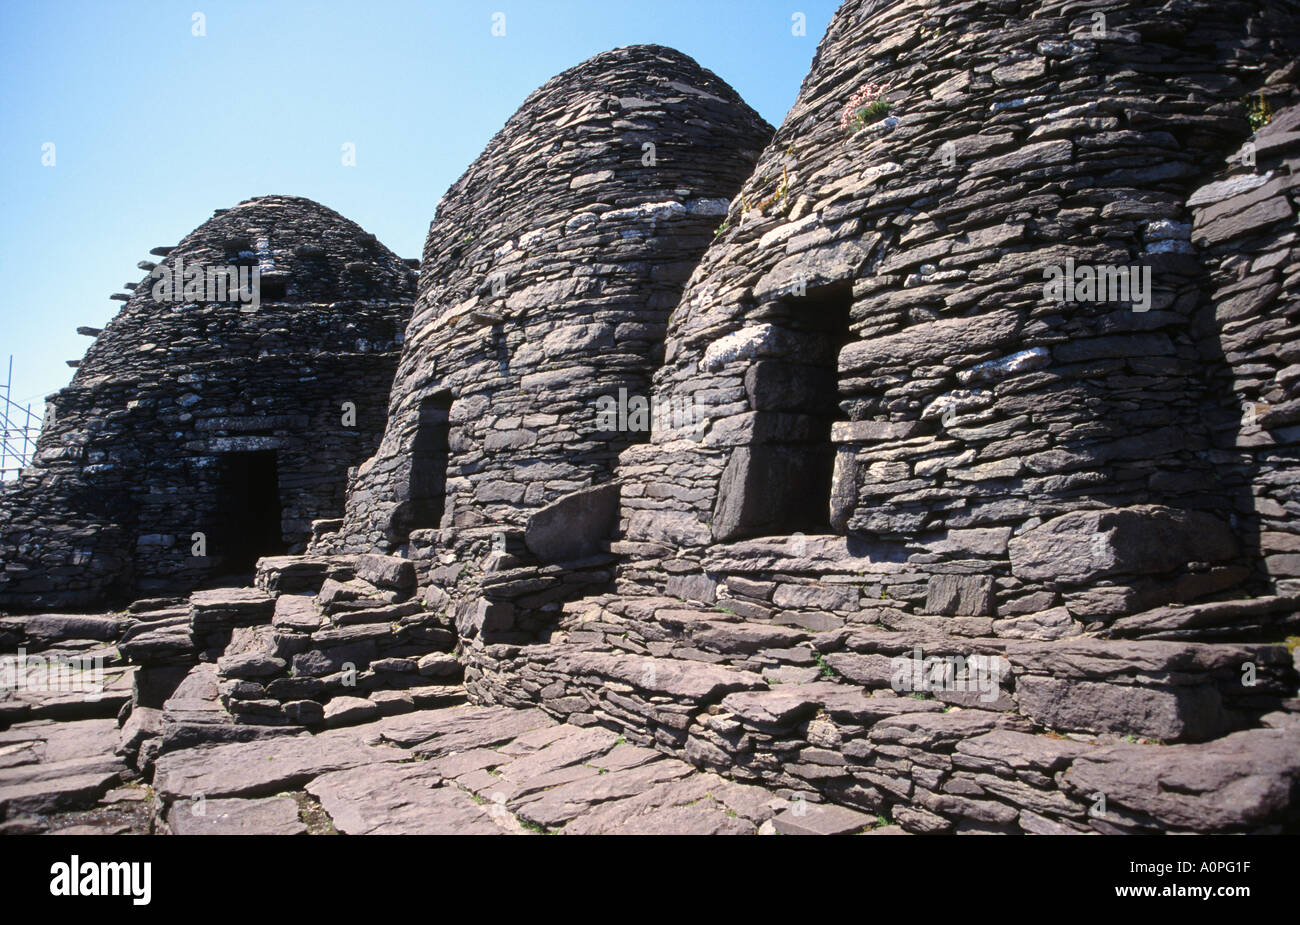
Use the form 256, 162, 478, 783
118, 615, 196, 666
160, 664, 295, 753
213, 596, 463, 729
467, 642, 769, 747
0, 754, 128, 818
0, 719, 131, 818
189, 587, 276, 635
254, 554, 357, 595
6, 613, 132, 648
531, 590, 1299, 744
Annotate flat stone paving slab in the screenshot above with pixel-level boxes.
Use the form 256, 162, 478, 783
151, 703, 797, 834
7, 701, 812, 835
170, 796, 307, 835
771, 802, 877, 835
0, 718, 129, 817
308, 762, 505, 835
152, 728, 407, 801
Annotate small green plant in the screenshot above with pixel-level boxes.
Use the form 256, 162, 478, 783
751, 165, 791, 215
841, 82, 892, 132
1245, 93, 1273, 132
813, 653, 838, 680
713, 219, 729, 240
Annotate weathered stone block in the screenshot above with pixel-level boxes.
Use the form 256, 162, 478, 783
1015, 675, 1229, 741
1008, 505, 1238, 585
924, 575, 994, 616
524, 483, 620, 563
354, 554, 416, 593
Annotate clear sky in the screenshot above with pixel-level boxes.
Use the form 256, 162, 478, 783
0, 0, 840, 424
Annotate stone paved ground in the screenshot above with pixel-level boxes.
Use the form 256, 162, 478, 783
0, 700, 892, 835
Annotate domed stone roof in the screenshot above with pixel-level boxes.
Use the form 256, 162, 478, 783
75, 195, 414, 387
331, 44, 772, 560
0, 196, 414, 609
614, 0, 1300, 627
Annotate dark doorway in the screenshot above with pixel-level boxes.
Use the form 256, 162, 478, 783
712, 286, 853, 541
394, 392, 453, 543
215, 450, 285, 573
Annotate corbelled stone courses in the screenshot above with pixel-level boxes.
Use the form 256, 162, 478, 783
613, 0, 1300, 633
5, 22, 1300, 836
1190, 101, 1300, 607
463, 606, 1300, 833
0, 196, 414, 611
328, 45, 770, 563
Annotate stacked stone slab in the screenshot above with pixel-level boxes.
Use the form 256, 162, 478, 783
460, 0, 1300, 834
612, 0, 1300, 636
7, 11, 1300, 834
215, 553, 464, 730
312, 44, 772, 646
465, 594, 1300, 833
325, 45, 771, 568
0, 196, 414, 610
1190, 101, 1300, 602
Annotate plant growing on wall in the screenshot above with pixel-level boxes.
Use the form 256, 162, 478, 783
840, 82, 892, 132
1245, 92, 1273, 131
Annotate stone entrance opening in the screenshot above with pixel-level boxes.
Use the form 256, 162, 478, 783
712, 286, 853, 541
396, 391, 453, 542
215, 450, 285, 573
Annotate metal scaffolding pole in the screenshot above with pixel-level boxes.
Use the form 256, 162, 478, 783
0, 355, 42, 481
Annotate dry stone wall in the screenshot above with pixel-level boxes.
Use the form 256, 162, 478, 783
4, 8, 1300, 836
0, 196, 414, 610
464, 593, 1300, 834
327, 45, 771, 563
459, 0, 1300, 835
614, 0, 1300, 639
1190, 101, 1300, 601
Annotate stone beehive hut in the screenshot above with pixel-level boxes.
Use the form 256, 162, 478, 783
0, 196, 414, 610
326, 45, 771, 567
612, 0, 1300, 636
459, 0, 1300, 835
5, 7, 1300, 838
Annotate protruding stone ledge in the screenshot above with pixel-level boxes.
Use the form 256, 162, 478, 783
830, 420, 928, 443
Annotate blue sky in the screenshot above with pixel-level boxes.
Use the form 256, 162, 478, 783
0, 0, 839, 421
